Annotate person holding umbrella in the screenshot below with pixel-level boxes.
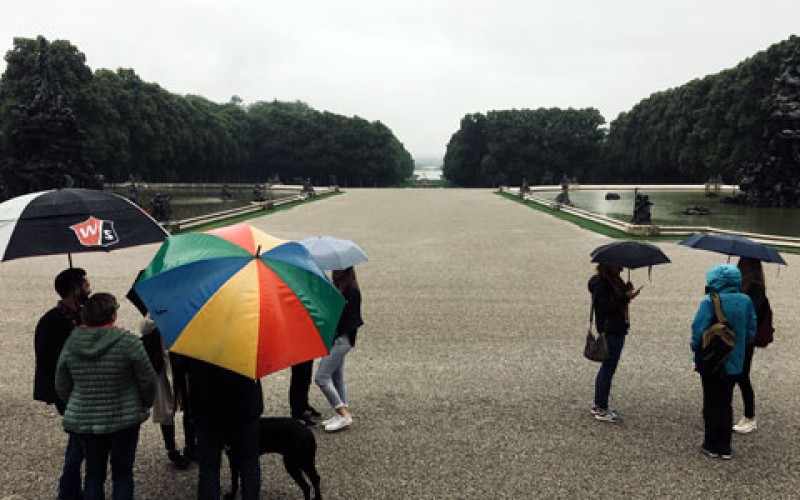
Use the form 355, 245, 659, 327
587, 241, 669, 422
316, 266, 364, 432
588, 263, 640, 422
733, 257, 769, 434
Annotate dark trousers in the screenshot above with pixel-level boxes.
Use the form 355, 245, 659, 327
736, 344, 756, 418
700, 373, 736, 455
58, 430, 84, 500
289, 360, 314, 418
80, 425, 140, 500
196, 418, 260, 500
594, 334, 626, 409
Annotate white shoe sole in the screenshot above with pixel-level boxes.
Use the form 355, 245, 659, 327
325, 416, 352, 432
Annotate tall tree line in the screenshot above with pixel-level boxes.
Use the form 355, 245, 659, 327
444, 35, 800, 187
443, 108, 606, 187
0, 37, 413, 186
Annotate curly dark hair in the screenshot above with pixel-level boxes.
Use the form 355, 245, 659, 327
54, 268, 87, 298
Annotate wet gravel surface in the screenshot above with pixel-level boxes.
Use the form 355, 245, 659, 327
2, 188, 800, 499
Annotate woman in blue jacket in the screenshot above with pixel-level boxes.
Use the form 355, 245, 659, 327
691, 264, 756, 459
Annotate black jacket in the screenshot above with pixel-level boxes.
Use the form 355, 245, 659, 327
337, 282, 364, 347
588, 275, 630, 336
186, 359, 263, 429
34, 302, 81, 413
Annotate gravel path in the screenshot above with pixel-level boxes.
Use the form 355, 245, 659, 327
2, 188, 799, 499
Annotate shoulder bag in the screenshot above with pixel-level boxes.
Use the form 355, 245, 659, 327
584, 297, 609, 362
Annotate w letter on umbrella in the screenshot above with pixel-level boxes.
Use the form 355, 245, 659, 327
70, 216, 119, 247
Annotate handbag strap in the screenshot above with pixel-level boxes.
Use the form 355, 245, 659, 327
710, 294, 727, 323
588, 296, 595, 329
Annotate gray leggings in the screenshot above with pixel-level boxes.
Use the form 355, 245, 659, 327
315, 335, 351, 409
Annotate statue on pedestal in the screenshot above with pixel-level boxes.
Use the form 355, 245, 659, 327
631, 192, 653, 224
0, 36, 100, 198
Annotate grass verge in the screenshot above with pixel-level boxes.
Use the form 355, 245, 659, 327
497, 191, 800, 253
175, 190, 342, 233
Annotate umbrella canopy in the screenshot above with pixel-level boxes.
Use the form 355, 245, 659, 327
133, 223, 345, 379
0, 188, 168, 262
590, 240, 671, 269
679, 233, 787, 265
298, 236, 368, 270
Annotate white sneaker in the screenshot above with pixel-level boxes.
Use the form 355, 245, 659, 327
324, 415, 352, 432
733, 417, 757, 434
321, 415, 339, 426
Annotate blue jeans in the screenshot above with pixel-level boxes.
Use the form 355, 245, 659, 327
58, 431, 84, 500
196, 418, 260, 500
315, 335, 351, 409
594, 334, 626, 409
80, 425, 140, 500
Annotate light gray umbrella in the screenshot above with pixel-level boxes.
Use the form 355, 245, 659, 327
298, 236, 368, 270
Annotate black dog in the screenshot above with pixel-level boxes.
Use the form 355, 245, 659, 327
225, 417, 321, 500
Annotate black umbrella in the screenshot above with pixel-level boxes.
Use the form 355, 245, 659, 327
590, 240, 671, 270
0, 188, 168, 265
679, 233, 787, 265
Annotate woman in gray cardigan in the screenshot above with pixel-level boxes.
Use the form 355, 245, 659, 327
56, 293, 156, 500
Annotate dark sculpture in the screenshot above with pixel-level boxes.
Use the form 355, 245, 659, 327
302, 178, 316, 198
631, 193, 653, 224
554, 175, 571, 205
252, 184, 267, 202
519, 178, 530, 198
0, 36, 100, 200
731, 49, 800, 207
150, 194, 172, 222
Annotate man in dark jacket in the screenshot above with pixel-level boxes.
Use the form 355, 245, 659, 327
34, 267, 90, 500
187, 359, 264, 500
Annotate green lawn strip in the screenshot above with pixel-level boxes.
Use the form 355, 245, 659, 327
175, 191, 342, 233
496, 191, 800, 253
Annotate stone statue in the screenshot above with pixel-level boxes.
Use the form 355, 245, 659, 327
0, 36, 100, 197
631, 193, 653, 224
520, 178, 530, 198
554, 174, 571, 205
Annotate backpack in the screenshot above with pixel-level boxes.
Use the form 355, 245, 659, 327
696, 294, 735, 379
753, 297, 774, 348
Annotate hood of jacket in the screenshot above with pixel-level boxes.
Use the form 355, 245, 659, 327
705, 264, 742, 294
69, 326, 126, 359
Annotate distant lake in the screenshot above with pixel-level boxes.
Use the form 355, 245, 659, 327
413, 167, 443, 181
539, 188, 800, 237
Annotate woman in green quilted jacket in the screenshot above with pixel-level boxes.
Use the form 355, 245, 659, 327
55, 293, 156, 500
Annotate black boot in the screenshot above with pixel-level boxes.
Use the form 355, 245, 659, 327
167, 449, 190, 470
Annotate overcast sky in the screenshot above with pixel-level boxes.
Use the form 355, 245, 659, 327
3, 1, 799, 159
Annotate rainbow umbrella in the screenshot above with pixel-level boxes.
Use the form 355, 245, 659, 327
132, 223, 345, 379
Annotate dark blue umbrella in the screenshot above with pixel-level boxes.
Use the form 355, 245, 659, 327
590, 241, 671, 270
679, 233, 787, 265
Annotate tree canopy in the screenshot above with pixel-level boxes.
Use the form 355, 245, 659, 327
443, 108, 606, 187
444, 35, 800, 187
0, 36, 413, 186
